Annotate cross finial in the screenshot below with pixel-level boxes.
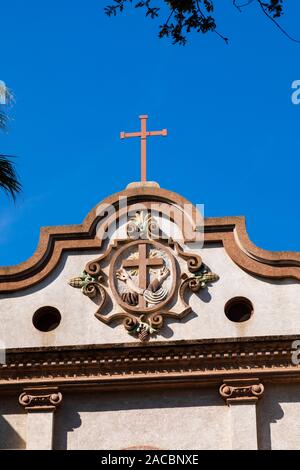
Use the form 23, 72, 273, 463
120, 115, 167, 182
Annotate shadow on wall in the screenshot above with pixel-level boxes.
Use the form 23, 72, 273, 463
53, 388, 225, 450
156, 275, 213, 340
0, 415, 26, 450
256, 384, 294, 450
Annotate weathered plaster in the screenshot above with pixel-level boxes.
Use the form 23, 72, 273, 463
53, 389, 230, 450
0, 242, 299, 349
257, 383, 300, 450
0, 398, 26, 449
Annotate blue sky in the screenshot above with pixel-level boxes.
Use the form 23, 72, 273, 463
1, 0, 300, 266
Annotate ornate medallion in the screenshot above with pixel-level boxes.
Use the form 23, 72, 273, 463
69, 211, 219, 341
110, 240, 176, 313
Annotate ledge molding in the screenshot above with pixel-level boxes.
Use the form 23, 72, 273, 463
0, 335, 297, 393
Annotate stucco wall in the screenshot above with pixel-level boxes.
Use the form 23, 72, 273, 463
53, 388, 231, 450
2, 384, 300, 449
0, 243, 299, 349
1, 193, 300, 450
0, 397, 26, 449
257, 383, 300, 450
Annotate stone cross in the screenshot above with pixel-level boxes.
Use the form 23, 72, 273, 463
122, 243, 164, 308
120, 115, 167, 182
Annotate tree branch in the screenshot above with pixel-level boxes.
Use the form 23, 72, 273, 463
105, 0, 299, 45
233, 0, 255, 13
257, 0, 300, 43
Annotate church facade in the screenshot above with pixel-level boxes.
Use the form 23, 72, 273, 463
0, 181, 300, 450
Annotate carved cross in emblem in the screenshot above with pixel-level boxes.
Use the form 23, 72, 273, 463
122, 243, 164, 309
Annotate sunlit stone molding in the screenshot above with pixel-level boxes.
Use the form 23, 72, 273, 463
19, 387, 63, 411
219, 379, 264, 405
19, 387, 62, 450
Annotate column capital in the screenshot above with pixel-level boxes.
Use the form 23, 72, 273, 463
19, 386, 62, 412
219, 378, 264, 405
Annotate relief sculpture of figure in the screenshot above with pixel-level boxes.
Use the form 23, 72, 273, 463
116, 266, 170, 307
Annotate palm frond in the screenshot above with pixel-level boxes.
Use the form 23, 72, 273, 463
0, 88, 21, 200
0, 83, 13, 104
0, 111, 8, 131
0, 155, 22, 201
0, 87, 14, 131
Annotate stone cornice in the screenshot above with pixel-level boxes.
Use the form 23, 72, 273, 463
0, 335, 299, 392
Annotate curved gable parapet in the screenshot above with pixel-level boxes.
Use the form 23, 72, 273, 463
205, 216, 300, 279
1, 185, 300, 293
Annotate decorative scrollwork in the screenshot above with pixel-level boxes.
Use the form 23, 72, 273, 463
123, 315, 138, 332
180, 268, 219, 296
219, 379, 264, 404
85, 261, 102, 277
68, 237, 219, 342
126, 314, 159, 342
127, 211, 159, 240
148, 312, 164, 330
19, 388, 63, 411
68, 271, 107, 309
172, 241, 202, 273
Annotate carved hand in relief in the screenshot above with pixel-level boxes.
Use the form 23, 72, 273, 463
116, 268, 144, 295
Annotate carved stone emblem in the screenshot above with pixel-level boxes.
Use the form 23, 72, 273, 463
69, 211, 219, 341
111, 240, 176, 313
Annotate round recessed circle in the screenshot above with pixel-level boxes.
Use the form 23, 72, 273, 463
32, 306, 61, 332
224, 297, 253, 323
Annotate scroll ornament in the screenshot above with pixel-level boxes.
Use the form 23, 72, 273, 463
68, 271, 107, 310
19, 388, 63, 411
219, 379, 264, 404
